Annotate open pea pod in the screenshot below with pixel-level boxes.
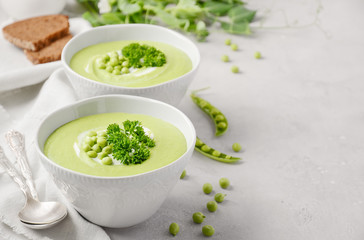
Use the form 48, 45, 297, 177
190, 89, 228, 136
195, 137, 241, 163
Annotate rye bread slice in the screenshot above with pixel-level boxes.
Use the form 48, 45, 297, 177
2, 14, 69, 51
24, 34, 72, 64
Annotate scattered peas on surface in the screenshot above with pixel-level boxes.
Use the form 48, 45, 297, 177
192, 212, 206, 224
202, 225, 215, 237
206, 201, 218, 212
195, 137, 241, 163
221, 55, 229, 62
214, 193, 227, 203
219, 177, 230, 189
180, 170, 186, 179
190, 88, 228, 136
255, 51, 262, 59
203, 183, 213, 194
225, 39, 231, 45
231, 65, 239, 73
232, 142, 242, 152
231, 43, 238, 51
169, 222, 179, 236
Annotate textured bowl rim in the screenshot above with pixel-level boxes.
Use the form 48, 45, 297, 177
61, 24, 200, 90
35, 94, 196, 180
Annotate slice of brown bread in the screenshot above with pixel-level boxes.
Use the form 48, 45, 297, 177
24, 34, 72, 64
2, 14, 69, 51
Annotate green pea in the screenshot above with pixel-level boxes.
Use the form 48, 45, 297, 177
195, 138, 204, 147
97, 131, 107, 137
217, 122, 227, 129
112, 69, 121, 75
232, 143, 242, 152
219, 177, 230, 189
90, 136, 97, 143
87, 151, 97, 158
122, 67, 129, 74
192, 212, 205, 224
210, 108, 219, 116
98, 152, 108, 159
231, 43, 238, 51
82, 144, 91, 152
102, 54, 110, 62
109, 51, 118, 58
221, 55, 229, 62
215, 114, 224, 121
202, 225, 215, 237
199, 100, 208, 108
203, 183, 213, 194
85, 137, 95, 147
212, 150, 220, 157
103, 145, 112, 154
92, 144, 102, 153
122, 61, 129, 67
97, 62, 106, 69
255, 51, 262, 59
101, 157, 113, 165
214, 193, 226, 203
97, 138, 107, 148
109, 57, 118, 66
225, 39, 231, 45
87, 131, 97, 137
180, 169, 186, 179
231, 65, 239, 73
201, 145, 211, 152
114, 65, 121, 71
118, 55, 124, 61
206, 201, 218, 212
169, 222, 179, 236
106, 66, 113, 73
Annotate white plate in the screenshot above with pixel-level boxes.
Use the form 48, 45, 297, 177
0, 17, 91, 92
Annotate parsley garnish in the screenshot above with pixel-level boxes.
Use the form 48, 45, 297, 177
106, 120, 155, 165
122, 43, 167, 68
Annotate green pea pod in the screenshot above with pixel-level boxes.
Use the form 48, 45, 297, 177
191, 88, 228, 136
195, 137, 241, 163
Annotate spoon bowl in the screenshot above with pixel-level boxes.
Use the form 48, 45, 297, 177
20, 212, 68, 229
18, 196, 68, 225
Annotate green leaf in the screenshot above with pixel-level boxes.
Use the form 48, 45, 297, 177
82, 11, 104, 27
147, 5, 189, 29
220, 21, 251, 35
101, 12, 124, 24
228, 6, 256, 23
117, 0, 141, 15
203, 1, 233, 16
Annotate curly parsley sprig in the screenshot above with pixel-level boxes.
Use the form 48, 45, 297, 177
106, 120, 155, 165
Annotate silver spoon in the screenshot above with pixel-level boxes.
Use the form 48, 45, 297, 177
0, 145, 67, 229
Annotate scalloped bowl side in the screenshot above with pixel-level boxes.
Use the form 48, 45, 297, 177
35, 95, 196, 228
62, 24, 200, 106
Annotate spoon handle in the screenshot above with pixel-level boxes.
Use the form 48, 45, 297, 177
0, 146, 31, 198
5, 130, 39, 201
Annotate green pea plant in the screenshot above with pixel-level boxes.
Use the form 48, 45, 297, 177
77, 0, 256, 42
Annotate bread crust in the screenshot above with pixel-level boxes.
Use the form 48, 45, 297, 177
24, 34, 72, 64
2, 14, 70, 51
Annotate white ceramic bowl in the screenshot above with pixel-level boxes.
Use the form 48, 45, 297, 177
35, 95, 196, 228
1, 0, 66, 20
62, 24, 200, 106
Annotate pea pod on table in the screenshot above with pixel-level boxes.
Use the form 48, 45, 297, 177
195, 137, 241, 163
190, 89, 228, 136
